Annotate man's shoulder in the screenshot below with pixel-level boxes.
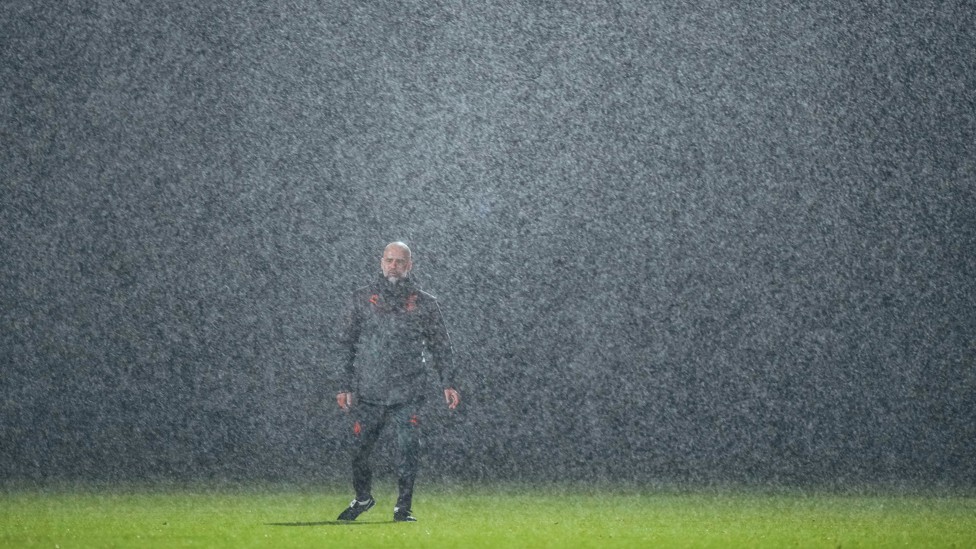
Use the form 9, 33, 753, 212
389, 278, 437, 300
352, 283, 375, 294
347, 283, 379, 305
416, 288, 439, 301
347, 279, 439, 301
351, 279, 382, 294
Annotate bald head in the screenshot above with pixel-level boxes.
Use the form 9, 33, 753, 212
381, 241, 413, 283
384, 241, 411, 259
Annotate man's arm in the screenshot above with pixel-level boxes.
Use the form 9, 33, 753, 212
335, 291, 361, 408
426, 296, 460, 409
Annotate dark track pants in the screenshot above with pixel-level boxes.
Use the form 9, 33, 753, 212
350, 400, 422, 510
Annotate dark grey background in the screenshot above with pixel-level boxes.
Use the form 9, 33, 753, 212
3, 0, 974, 487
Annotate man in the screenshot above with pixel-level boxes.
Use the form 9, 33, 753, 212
335, 241, 460, 523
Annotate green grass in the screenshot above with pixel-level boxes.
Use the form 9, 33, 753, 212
2, 483, 974, 548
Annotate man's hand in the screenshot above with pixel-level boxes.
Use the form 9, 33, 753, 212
337, 392, 353, 411
444, 388, 460, 410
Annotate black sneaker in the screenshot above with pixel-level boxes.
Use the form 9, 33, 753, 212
393, 506, 417, 522
337, 497, 375, 521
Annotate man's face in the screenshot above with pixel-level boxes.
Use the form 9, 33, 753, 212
381, 245, 412, 282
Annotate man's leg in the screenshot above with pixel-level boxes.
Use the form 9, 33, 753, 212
351, 401, 387, 501
338, 401, 387, 520
392, 403, 422, 515
338, 403, 386, 521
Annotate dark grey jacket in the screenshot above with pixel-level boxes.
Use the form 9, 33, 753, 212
336, 275, 456, 404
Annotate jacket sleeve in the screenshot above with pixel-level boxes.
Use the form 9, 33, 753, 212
335, 291, 361, 393
425, 298, 457, 389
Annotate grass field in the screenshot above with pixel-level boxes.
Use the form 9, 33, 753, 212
2, 483, 974, 548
